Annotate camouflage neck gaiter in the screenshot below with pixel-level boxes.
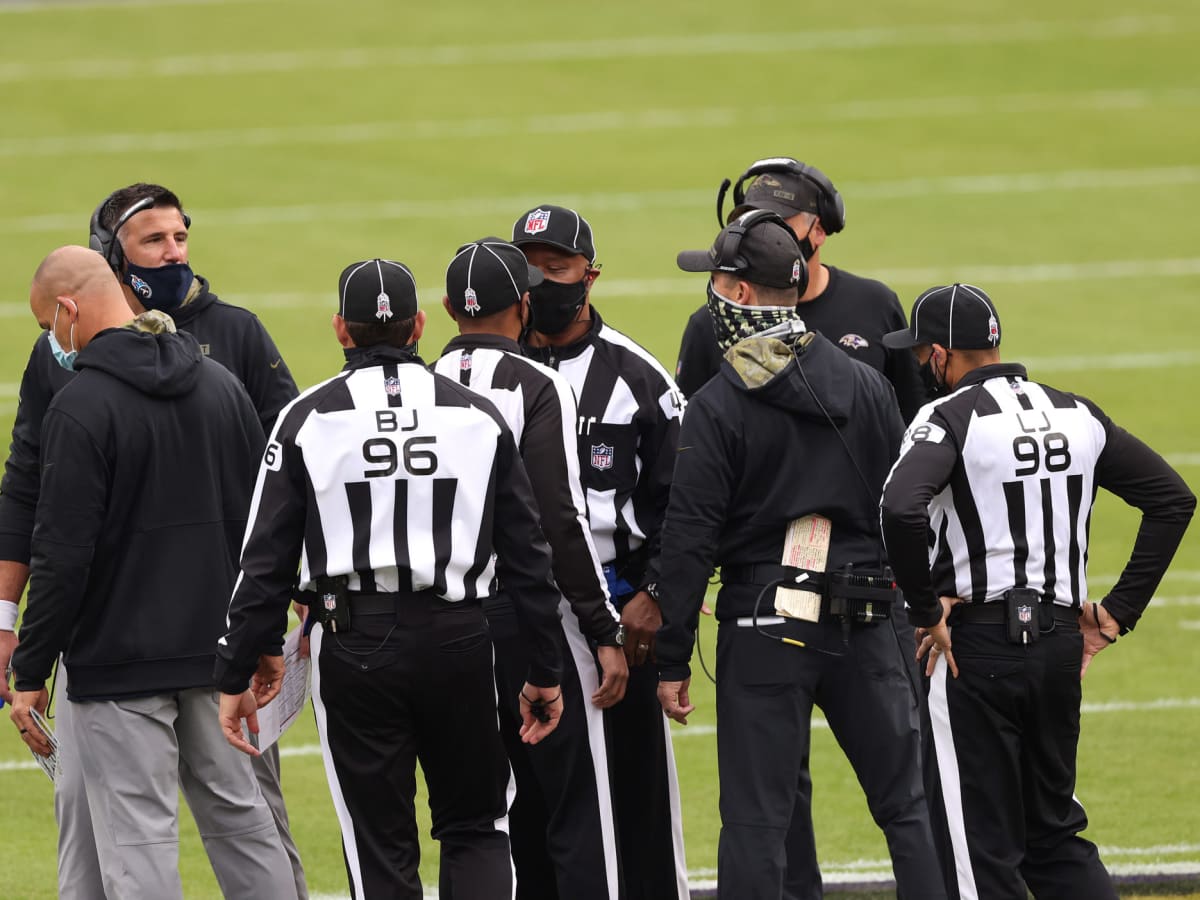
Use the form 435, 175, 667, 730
706, 280, 799, 353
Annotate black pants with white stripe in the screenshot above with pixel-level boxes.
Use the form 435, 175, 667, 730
714, 608, 946, 900
605, 659, 690, 899
927, 616, 1118, 900
487, 594, 621, 900
311, 598, 513, 900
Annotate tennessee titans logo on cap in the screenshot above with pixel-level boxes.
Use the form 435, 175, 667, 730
524, 209, 551, 235
464, 288, 481, 316
130, 274, 151, 299
376, 292, 393, 321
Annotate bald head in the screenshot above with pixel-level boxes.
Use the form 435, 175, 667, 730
31, 246, 133, 351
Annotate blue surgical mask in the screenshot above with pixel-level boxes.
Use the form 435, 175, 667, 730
123, 262, 195, 312
48, 303, 78, 371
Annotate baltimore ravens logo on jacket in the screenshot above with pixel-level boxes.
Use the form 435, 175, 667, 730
838, 334, 869, 350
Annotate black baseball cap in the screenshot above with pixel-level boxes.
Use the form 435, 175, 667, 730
733, 170, 823, 220
511, 205, 597, 263
882, 283, 1002, 350
337, 259, 419, 324
676, 213, 805, 290
445, 237, 544, 318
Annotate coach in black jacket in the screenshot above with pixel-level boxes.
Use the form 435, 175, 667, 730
675, 157, 924, 421
657, 213, 945, 900
10, 246, 294, 900
0, 182, 305, 900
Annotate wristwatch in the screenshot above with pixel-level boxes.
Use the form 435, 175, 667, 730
642, 582, 661, 603
603, 624, 626, 647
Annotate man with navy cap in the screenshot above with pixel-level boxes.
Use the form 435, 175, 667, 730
216, 258, 566, 900
881, 284, 1194, 900
658, 213, 946, 900
435, 237, 627, 899
513, 205, 690, 899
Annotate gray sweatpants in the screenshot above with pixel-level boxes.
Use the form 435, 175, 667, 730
54, 673, 307, 898
65, 687, 296, 900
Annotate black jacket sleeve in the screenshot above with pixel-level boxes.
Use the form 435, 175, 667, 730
1082, 399, 1196, 631
655, 394, 738, 680
239, 315, 300, 435
12, 406, 107, 690
675, 306, 723, 399
0, 335, 68, 565
214, 408, 307, 694
491, 428, 564, 687
879, 414, 960, 628
521, 378, 620, 645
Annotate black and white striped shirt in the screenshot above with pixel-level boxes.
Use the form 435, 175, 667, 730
881, 362, 1195, 630
215, 345, 563, 692
522, 309, 685, 591
435, 333, 620, 644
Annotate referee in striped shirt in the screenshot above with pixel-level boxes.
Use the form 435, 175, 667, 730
514, 205, 690, 899
435, 237, 627, 900
880, 284, 1195, 899
215, 258, 565, 900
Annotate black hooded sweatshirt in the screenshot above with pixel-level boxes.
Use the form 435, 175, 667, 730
656, 328, 904, 681
12, 326, 265, 700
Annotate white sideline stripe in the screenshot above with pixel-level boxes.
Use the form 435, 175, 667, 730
5, 263, 1200, 323
4, 93, 1200, 158
1181, 621, 1200, 630
0, 0, 270, 12
8, 165, 1200, 232
0, 17, 1178, 83
1165, 453, 1200, 467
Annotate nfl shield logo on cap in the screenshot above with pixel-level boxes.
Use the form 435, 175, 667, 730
524, 209, 552, 235
376, 291, 393, 321
463, 288, 481, 316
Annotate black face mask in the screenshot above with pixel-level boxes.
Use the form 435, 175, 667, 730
918, 355, 949, 399
123, 262, 195, 313
528, 277, 588, 335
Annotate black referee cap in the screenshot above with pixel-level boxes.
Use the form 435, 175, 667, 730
338, 259, 419, 324
511, 205, 597, 263
445, 238, 544, 318
882, 283, 1001, 350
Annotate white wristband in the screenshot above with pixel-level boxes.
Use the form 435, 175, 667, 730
0, 599, 18, 631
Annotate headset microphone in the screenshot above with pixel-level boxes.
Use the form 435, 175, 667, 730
716, 177, 733, 227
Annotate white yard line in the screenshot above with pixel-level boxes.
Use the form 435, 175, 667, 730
0, 17, 1179, 83
8, 165, 1200, 233
3, 94, 1199, 158
0, 0, 274, 12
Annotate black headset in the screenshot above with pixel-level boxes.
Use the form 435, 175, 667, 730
716, 157, 846, 235
710, 208, 810, 296
88, 193, 192, 273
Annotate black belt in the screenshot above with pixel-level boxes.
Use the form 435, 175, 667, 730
298, 588, 442, 615
950, 602, 1079, 628
721, 564, 828, 592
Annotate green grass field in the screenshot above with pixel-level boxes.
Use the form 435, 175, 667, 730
1, 0, 1199, 896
